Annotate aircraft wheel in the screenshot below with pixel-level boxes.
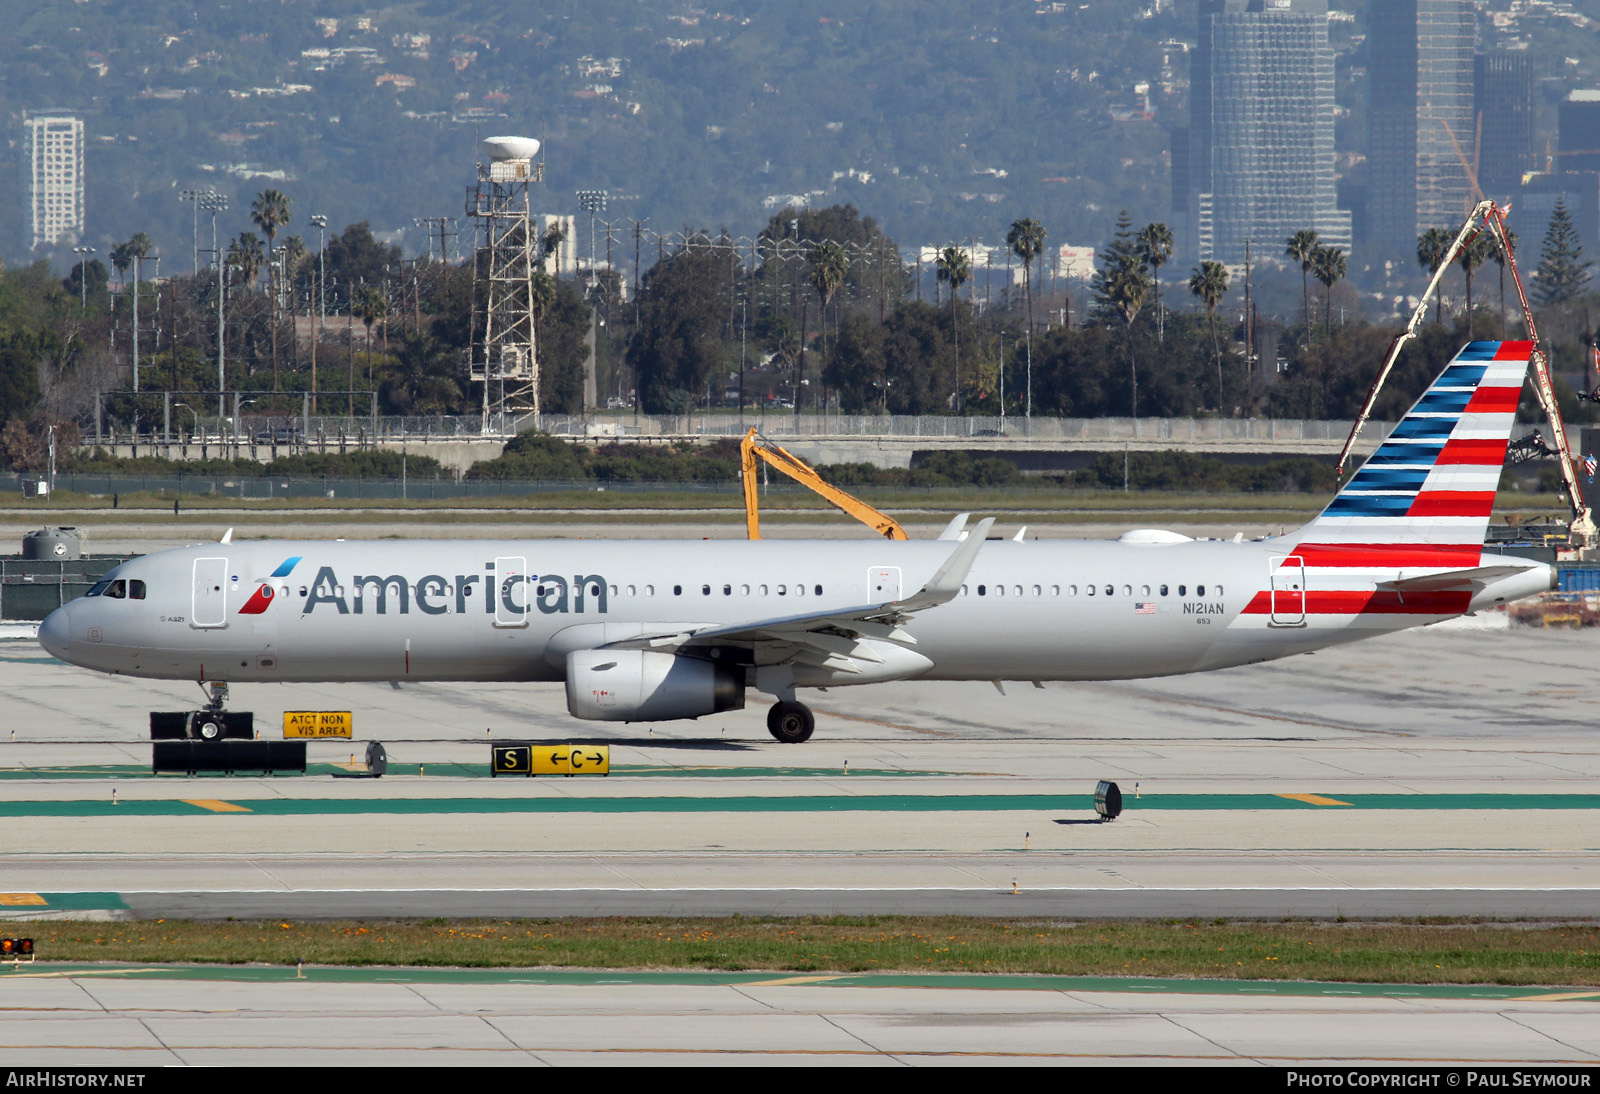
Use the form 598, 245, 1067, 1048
767, 701, 814, 744
192, 714, 224, 741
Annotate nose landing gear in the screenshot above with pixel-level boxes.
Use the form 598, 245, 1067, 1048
148, 682, 254, 742
766, 700, 815, 744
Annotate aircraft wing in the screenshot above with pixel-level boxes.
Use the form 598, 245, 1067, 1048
602, 517, 994, 665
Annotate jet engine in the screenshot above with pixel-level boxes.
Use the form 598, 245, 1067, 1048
565, 649, 745, 722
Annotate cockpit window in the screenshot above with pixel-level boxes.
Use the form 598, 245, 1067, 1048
84, 580, 112, 597
129, 580, 146, 600
103, 580, 127, 599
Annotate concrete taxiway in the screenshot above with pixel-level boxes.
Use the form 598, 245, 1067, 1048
2, 516, 1598, 1064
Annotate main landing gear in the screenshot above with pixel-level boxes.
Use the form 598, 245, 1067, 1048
766, 700, 815, 744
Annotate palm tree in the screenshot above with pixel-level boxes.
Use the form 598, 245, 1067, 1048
936, 246, 972, 411
1284, 229, 1319, 336
1137, 222, 1174, 342
226, 233, 265, 288
1006, 217, 1046, 423
352, 283, 388, 394
251, 190, 291, 390
1457, 232, 1492, 328
1188, 260, 1230, 410
1417, 227, 1453, 326
1310, 245, 1347, 340
1491, 227, 1518, 331
540, 223, 566, 280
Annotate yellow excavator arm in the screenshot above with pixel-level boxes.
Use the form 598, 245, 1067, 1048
740, 428, 908, 541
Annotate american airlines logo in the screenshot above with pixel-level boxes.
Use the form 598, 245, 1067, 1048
240, 558, 610, 617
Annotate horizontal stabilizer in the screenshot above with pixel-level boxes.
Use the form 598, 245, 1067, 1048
1377, 564, 1541, 592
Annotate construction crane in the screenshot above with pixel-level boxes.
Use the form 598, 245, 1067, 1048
740, 428, 908, 541
1337, 199, 1597, 554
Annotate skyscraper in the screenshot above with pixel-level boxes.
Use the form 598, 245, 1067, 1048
1475, 51, 1536, 201
25, 114, 85, 251
1366, 0, 1475, 258
1182, 0, 1349, 265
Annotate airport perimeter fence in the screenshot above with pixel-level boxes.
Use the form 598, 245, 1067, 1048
86, 411, 1394, 449
0, 471, 817, 502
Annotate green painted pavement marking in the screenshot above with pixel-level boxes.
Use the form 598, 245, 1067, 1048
0, 893, 127, 911
0, 764, 942, 781
3, 963, 1593, 1001
0, 793, 1598, 818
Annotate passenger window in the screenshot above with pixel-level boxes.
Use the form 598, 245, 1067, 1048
627, 585, 637, 596
609, 584, 618, 597
1086, 585, 1095, 596
814, 584, 822, 596
961, 585, 968, 596
760, 584, 769, 595
1216, 584, 1224, 595
702, 584, 710, 596
796, 584, 805, 597
1015, 585, 1022, 597
742, 584, 750, 595
1104, 585, 1114, 597
1197, 585, 1206, 596
995, 585, 1005, 597
1122, 585, 1132, 597
645, 585, 654, 596
778, 584, 787, 595
300, 586, 308, 597
723, 584, 731, 596
1140, 585, 1150, 596
977, 585, 987, 596
1052, 585, 1061, 596
1178, 585, 1186, 596
1160, 584, 1169, 596
674, 585, 682, 596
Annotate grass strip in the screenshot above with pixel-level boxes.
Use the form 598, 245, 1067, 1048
19, 917, 1600, 987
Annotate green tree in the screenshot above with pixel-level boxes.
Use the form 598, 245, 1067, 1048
1187, 260, 1229, 409
626, 241, 730, 414
1091, 211, 1152, 417
1137, 222, 1174, 342
1416, 227, 1454, 325
352, 284, 387, 353
1006, 217, 1047, 420
1533, 197, 1593, 307
1284, 229, 1319, 335
1310, 245, 1347, 339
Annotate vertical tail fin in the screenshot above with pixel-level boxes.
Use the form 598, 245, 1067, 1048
1298, 340, 1531, 548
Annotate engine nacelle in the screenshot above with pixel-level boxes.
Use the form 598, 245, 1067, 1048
566, 649, 745, 722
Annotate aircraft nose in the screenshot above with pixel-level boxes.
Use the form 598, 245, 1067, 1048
38, 605, 71, 660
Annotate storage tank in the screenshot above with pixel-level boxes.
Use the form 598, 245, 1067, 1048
21, 527, 81, 561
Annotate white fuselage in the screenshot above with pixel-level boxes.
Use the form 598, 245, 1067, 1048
36, 535, 1552, 689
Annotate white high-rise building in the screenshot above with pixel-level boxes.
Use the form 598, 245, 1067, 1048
26, 115, 85, 250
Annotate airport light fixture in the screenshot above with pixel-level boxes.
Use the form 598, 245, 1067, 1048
577, 189, 607, 286
71, 246, 95, 308
198, 192, 230, 413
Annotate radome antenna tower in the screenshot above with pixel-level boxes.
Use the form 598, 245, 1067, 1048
466, 136, 544, 429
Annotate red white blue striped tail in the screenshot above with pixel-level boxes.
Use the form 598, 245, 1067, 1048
1297, 340, 1531, 550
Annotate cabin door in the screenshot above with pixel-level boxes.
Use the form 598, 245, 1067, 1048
1269, 555, 1307, 626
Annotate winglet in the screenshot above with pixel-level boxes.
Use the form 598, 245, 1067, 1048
220, 528, 234, 544
895, 516, 994, 612
936, 513, 970, 541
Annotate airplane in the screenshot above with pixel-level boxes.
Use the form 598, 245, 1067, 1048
39, 340, 1556, 744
